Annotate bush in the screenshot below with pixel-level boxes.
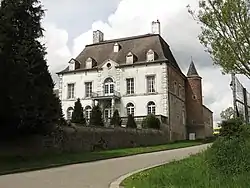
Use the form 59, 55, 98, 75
219, 117, 244, 137
142, 114, 161, 129
206, 119, 250, 175
71, 98, 86, 125
110, 109, 122, 127
89, 105, 104, 127
126, 114, 137, 128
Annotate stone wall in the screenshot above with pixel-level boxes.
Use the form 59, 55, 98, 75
0, 126, 169, 156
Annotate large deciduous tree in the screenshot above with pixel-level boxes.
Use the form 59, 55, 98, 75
187, 0, 250, 77
0, 0, 64, 138
220, 107, 235, 120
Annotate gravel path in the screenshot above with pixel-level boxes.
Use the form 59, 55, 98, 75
0, 144, 210, 188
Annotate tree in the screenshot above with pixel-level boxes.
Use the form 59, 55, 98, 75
220, 107, 235, 120
0, 0, 64, 137
142, 114, 161, 129
110, 109, 122, 127
89, 105, 104, 127
187, 0, 250, 77
71, 98, 86, 124
126, 114, 137, 128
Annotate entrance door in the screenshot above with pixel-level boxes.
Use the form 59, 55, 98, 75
104, 78, 114, 96
104, 108, 112, 122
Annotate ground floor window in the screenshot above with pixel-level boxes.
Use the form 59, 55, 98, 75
147, 101, 156, 115
67, 107, 74, 120
85, 106, 92, 120
126, 103, 135, 116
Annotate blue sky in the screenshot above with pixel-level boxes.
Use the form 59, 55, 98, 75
40, 0, 250, 126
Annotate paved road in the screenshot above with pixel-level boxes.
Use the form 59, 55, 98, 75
0, 144, 209, 188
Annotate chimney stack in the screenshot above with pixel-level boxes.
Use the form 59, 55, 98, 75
93, 30, 104, 44
151, 19, 161, 35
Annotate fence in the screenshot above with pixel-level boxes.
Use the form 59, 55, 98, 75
231, 74, 250, 123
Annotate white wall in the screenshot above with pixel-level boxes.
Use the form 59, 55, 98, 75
60, 61, 168, 118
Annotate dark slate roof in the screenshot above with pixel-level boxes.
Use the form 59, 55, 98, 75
58, 34, 182, 74
187, 60, 199, 77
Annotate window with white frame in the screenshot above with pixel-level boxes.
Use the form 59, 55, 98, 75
85, 106, 92, 120
146, 75, 156, 93
67, 107, 74, 120
85, 82, 92, 97
126, 52, 134, 64
147, 101, 156, 115
67, 83, 75, 99
114, 43, 120, 52
126, 78, 134, 94
146, 49, 155, 62
126, 103, 135, 116
86, 57, 93, 69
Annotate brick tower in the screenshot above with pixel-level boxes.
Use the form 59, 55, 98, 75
185, 60, 205, 139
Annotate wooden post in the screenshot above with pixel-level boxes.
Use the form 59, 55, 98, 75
243, 87, 249, 123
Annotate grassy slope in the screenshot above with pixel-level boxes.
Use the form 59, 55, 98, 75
122, 152, 250, 188
0, 141, 202, 175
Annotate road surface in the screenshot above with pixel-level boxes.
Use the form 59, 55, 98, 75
0, 144, 209, 188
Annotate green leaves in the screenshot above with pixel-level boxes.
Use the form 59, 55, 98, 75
71, 98, 86, 125
188, 0, 250, 77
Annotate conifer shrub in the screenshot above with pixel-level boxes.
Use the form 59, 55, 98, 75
89, 105, 104, 127
126, 114, 137, 128
71, 98, 86, 125
110, 109, 122, 127
142, 114, 161, 129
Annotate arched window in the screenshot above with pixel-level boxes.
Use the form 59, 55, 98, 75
146, 49, 155, 62
147, 101, 156, 115
126, 103, 135, 116
104, 77, 114, 95
67, 107, 74, 120
126, 52, 134, 64
85, 106, 92, 120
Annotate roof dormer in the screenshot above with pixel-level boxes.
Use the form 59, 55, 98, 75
114, 43, 120, 52
126, 52, 135, 64
68, 58, 76, 71
85, 57, 97, 69
146, 49, 155, 62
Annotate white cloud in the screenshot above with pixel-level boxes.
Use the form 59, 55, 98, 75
43, 0, 250, 126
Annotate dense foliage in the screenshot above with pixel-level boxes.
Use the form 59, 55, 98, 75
126, 114, 137, 128
89, 105, 104, 127
110, 109, 122, 127
142, 114, 161, 129
71, 98, 86, 125
0, 0, 64, 138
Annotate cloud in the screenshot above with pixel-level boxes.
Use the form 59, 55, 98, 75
43, 0, 250, 127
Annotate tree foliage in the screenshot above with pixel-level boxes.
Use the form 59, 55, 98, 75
0, 0, 64, 137
220, 107, 235, 120
89, 105, 104, 127
110, 109, 122, 127
71, 98, 86, 125
126, 114, 137, 128
187, 0, 250, 77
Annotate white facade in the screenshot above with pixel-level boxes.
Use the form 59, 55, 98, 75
59, 60, 169, 121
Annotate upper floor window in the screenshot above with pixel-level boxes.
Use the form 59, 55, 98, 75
146, 49, 155, 62
147, 101, 156, 115
126, 103, 135, 116
126, 52, 134, 64
67, 83, 75, 99
104, 77, 114, 95
114, 43, 120, 52
86, 57, 93, 69
146, 75, 156, 93
126, 78, 134, 95
85, 82, 92, 98
69, 59, 75, 71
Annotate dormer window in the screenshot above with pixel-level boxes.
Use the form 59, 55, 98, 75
146, 49, 155, 62
126, 52, 134, 64
114, 43, 120, 52
69, 59, 75, 71
85, 57, 97, 69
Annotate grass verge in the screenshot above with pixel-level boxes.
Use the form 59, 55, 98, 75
122, 151, 250, 188
0, 140, 202, 175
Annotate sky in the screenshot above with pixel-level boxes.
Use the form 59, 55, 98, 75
40, 0, 250, 127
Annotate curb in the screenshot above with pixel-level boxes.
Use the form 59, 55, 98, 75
109, 161, 173, 188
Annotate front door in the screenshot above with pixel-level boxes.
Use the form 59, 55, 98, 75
104, 108, 112, 120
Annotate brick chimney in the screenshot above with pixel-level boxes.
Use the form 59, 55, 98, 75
93, 30, 104, 44
151, 19, 161, 35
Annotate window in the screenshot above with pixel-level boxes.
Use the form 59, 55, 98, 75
146, 75, 156, 93
147, 101, 156, 115
127, 103, 135, 116
85, 82, 92, 97
114, 43, 120, 52
146, 49, 155, 62
85, 106, 92, 120
174, 82, 177, 95
86, 57, 93, 69
126, 52, 134, 64
69, 59, 75, 71
182, 110, 185, 125
67, 83, 75, 99
104, 77, 114, 95
67, 107, 74, 120
126, 78, 134, 94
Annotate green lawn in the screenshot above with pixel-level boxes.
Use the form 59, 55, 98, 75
0, 141, 202, 175
122, 152, 250, 188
